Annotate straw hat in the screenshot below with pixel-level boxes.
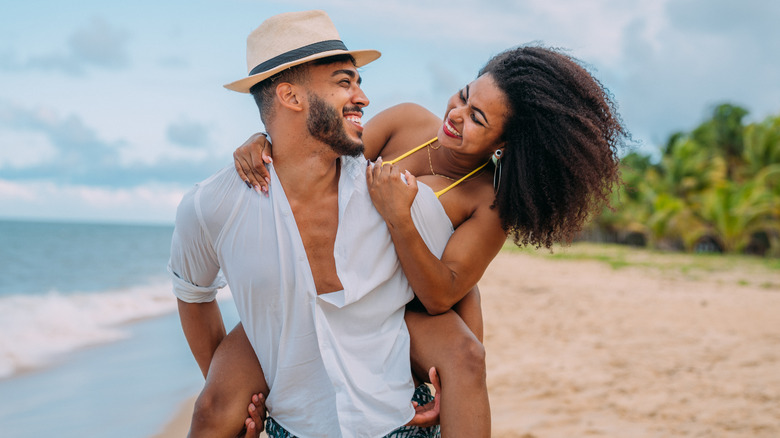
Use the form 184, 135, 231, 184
224, 10, 381, 93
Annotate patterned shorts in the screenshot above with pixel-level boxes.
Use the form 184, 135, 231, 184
265, 384, 440, 437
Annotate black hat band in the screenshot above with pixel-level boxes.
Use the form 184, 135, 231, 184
248, 40, 348, 76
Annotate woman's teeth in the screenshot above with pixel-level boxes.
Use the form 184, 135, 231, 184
445, 119, 462, 138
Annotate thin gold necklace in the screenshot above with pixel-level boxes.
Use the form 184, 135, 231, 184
427, 143, 457, 181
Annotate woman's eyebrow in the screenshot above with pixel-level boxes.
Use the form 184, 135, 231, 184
464, 84, 488, 124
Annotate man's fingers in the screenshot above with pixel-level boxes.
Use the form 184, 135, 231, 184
243, 417, 258, 438
406, 401, 439, 428
429, 367, 441, 394
253, 393, 267, 424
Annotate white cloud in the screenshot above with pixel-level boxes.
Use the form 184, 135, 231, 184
0, 179, 184, 224
2, 0, 779, 223
0, 130, 56, 168
2, 16, 130, 75
68, 17, 130, 69
166, 118, 211, 149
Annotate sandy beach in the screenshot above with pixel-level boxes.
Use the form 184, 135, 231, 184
155, 245, 780, 437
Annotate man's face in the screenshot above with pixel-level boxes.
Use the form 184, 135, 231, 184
305, 62, 369, 157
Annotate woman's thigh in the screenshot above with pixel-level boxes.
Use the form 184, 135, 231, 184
197, 323, 269, 422
404, 309, 484, 382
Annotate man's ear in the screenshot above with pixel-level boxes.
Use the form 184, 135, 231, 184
276, 83, 304, 112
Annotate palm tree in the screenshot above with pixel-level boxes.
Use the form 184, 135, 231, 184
692, 103, 749, 180
743, 115, 780, 176
590, 104, 780, 257
696, 171, 779, 253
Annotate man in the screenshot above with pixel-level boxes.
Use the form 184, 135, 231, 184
169, 10, 438, 437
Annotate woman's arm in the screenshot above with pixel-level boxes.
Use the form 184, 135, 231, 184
453, 287, 484, 342
367, 163, 506, 315
233, 103, 438, 191
363, 103, 427, 160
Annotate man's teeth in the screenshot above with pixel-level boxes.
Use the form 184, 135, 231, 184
345, 115, 362, 126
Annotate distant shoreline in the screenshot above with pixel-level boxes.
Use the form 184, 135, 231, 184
0, 216, 175, 228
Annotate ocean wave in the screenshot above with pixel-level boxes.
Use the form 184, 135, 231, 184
0, 281, 230, 379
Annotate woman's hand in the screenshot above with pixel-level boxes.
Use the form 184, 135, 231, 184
241, 392, 267, 438
366, 158, 418, 227
234, 132, 273, 196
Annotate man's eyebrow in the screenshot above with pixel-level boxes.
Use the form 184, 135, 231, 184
466, 84, 489, 125
332, 69, 362, 85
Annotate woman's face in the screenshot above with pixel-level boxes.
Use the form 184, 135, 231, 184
438, 73, 509, 159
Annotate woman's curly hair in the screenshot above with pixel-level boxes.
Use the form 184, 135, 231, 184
480, 46, 626, 249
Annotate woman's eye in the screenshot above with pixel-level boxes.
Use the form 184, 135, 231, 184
470, 114, 483, 126
458, 90, 467, 103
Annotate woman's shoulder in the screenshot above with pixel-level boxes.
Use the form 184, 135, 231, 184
375, 102, 438, 119
364, 103, 441, 160
367, 103, 440, 135
439, 173, 500, 229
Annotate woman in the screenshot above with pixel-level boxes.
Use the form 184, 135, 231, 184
216, 45, 625, 437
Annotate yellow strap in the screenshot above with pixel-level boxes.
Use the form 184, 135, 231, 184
382, 137, 438, 165
434, 161, 489, 198
380, 136, 488, 198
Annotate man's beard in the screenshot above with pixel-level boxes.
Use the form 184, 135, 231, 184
306, 93, 364, 157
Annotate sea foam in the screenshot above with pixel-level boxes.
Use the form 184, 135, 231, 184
0, 280, 230, 379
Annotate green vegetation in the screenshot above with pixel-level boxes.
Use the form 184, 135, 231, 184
503, 241, 780, 287
590, 103, 780, 257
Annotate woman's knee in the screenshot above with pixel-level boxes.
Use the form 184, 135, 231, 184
190, 381, 247, 434
448, 331, 486, 379
191, 387, 227, 431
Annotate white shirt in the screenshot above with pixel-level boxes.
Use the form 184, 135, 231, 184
169, 156, 449, 437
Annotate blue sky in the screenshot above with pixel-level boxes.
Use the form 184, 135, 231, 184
1, 0, 778, 224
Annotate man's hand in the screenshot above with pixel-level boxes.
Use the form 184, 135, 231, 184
240, 392, 267, 438
406, 367, 441, 428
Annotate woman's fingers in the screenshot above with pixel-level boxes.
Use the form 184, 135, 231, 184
260, 142, 273, 164
404, 170, 417, 189
248, 143, 271, 195
233, 151, 263, 192
233, 152, 251, 188
234, 133, 273, 196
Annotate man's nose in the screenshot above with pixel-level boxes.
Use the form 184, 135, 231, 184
353, 87, 369, 107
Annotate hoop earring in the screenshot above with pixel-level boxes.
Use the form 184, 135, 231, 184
492, 149, 503, 193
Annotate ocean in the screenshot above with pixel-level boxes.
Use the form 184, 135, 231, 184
0, 219, 239, 437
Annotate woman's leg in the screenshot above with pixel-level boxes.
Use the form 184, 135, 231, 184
406, 308, 490, 437
189, 322, 269, 438
452, 287, 484, 342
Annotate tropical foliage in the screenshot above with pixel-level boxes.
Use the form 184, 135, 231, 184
589, 104, 780, 257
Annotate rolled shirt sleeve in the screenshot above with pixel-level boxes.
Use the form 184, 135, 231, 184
168, 183, 226, 303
